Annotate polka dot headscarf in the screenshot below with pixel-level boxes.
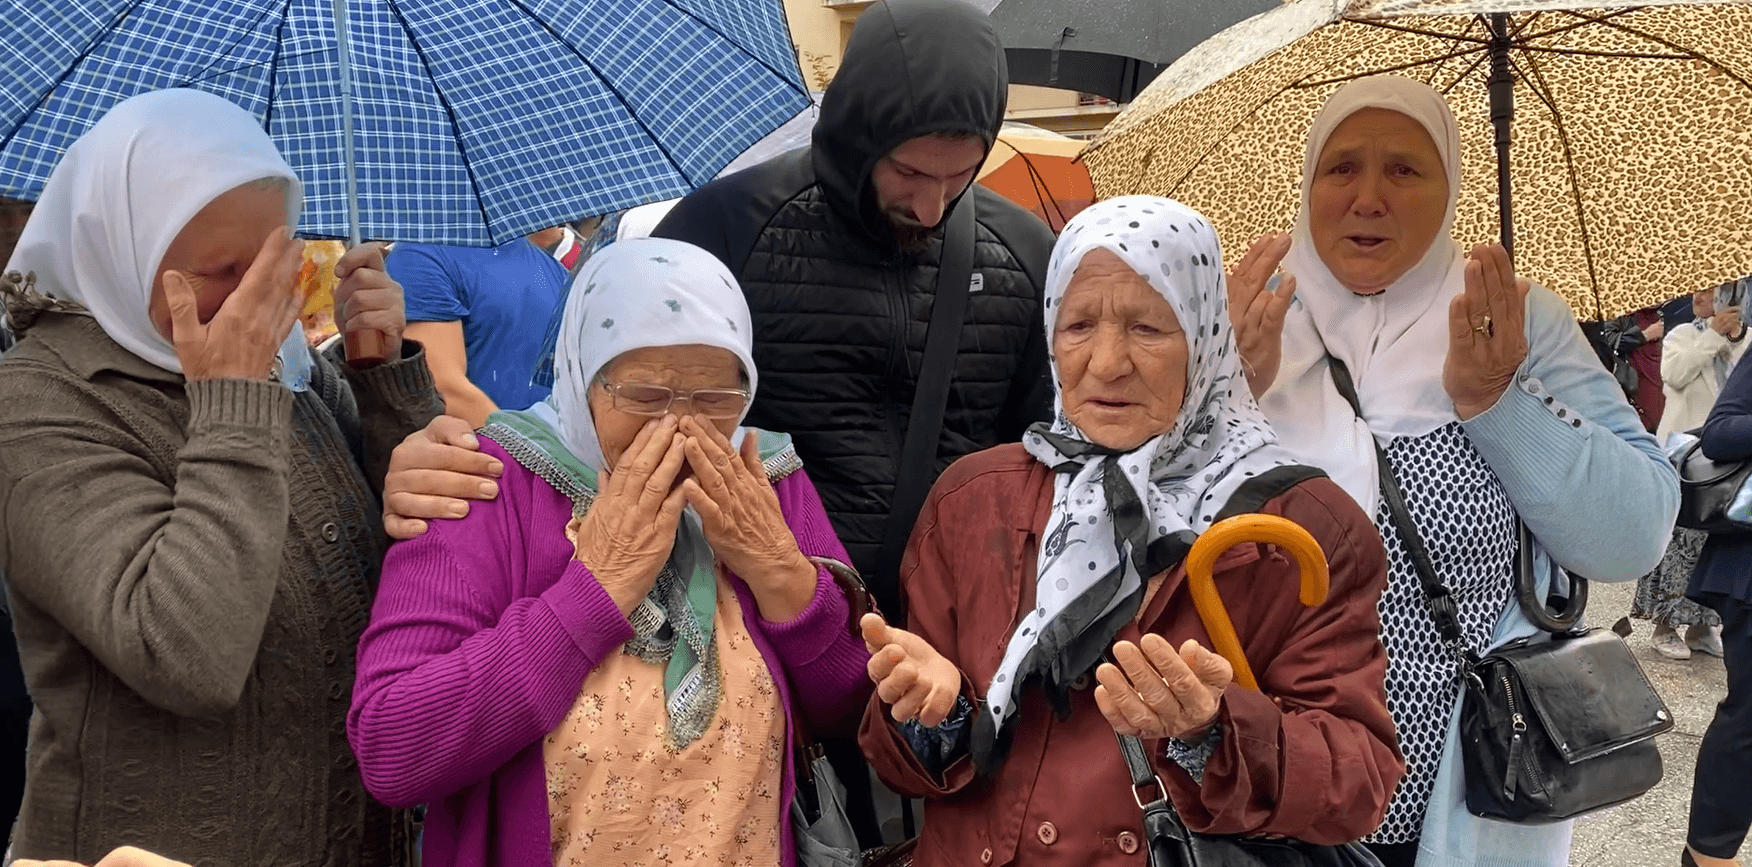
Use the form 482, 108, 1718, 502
974, 196, 1302, 765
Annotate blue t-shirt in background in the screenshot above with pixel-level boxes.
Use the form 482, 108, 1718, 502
389, 238, 566, 412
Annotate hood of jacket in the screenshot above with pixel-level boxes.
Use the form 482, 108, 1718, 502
812, 0, 1008, 249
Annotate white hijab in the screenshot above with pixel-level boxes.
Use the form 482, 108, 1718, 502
545, 238, 758, 471
5, 89, 311, 388
1267, 75, 1466, 513
979, 196, 1302, 749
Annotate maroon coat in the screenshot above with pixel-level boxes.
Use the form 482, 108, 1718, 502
861, 445, 1404, 867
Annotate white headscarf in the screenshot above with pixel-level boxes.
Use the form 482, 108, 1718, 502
5, 89, 311, 388
1269, 75, 1466, 512
977, 196, 1302, 754
546, 238, 758, 471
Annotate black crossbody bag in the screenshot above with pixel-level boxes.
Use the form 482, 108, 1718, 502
1329, 359, 1672, 823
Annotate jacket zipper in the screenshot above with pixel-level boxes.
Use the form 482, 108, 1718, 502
1500, 675, 1545, 799
881, 262, 910, 466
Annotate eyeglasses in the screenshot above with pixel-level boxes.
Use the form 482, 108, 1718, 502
598, 380, 751, 419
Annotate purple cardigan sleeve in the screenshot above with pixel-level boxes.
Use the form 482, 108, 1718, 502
758, 469, 875, 735
346, 450, 636, 808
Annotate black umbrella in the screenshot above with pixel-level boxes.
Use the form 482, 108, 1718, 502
987, 0, 1281, 101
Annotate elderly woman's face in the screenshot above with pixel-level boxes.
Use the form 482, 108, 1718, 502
1308, 108, 1449, 295
146, 182, 292, 341
1053, 249, 1189, 452
588, 344, 744, 472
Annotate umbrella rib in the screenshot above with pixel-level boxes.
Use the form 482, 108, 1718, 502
657, 0, 807, 98
1515, 46, 1690, 61
1425, 15, 1489, 94
1013, 145, 1070, 228
1295, 45, 1486, 90
1172, 58, 1367, 201
498, 0, 698, 185
1512, 49, 1606, 320
260, 0, 294, 132
383, 0, 498, 241
1565, 12, 1752, 95
0, 0, 151, 160
1434, 46, 1490, 96
1342, 17, 1489, 46
174, 0, 288, 88
1513, 8, 1639, 44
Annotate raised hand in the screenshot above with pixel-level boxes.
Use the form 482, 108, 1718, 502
1711, 306, 1744, 337
164, 226, 305, 382
382, 414, 504, 540
1444, 243, 1531, 420
677, 416, 817, 621
1226, 233, 1299, 397
1095, 633, 1232, 742
332, 242, 405, 361
571, 415, 689, 614
861, 613, 962, 728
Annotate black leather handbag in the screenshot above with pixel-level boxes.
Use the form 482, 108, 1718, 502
1331, 359, 1673, 824
1675, 436, 1752, 533
1116, 733, 1385, 867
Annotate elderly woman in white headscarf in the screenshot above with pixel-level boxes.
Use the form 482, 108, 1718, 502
0, 89, 438, 863
346, 238, 874, 867
856, 196, 1403, 866
1227, 76, 1679, 867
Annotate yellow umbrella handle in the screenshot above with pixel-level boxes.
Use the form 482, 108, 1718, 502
1182, 514, 1330, 692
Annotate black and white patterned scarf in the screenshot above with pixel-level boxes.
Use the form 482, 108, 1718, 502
974, 197, 1302, 765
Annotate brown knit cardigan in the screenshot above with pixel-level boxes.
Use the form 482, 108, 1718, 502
0, 304, 442, 866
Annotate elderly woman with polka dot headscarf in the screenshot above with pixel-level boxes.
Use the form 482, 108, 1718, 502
856, 195, 1403, 866
347, 238, 874, 867
1227, 76, 1678, 867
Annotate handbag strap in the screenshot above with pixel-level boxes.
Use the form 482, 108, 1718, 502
875, 194, 979, 613
1115, 732, 1186, 825
1327, 359, 1477, 664
1328, 359, 1588, 641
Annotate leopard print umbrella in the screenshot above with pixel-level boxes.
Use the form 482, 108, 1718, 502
1084, 0, 1752, 321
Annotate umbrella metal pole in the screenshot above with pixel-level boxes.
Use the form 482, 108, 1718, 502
330, 0, 387, 365
331, 0, 363, 248
1488, 12, 1514, 259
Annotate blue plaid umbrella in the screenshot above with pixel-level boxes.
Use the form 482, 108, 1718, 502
0, 0, 809, 246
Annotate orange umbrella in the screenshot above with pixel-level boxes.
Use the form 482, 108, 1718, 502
976, 131, 1095, 234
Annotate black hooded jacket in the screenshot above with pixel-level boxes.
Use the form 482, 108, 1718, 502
654, 0, 1054, 613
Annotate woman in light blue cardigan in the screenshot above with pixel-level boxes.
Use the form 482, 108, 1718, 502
1228, 76, 1678, 867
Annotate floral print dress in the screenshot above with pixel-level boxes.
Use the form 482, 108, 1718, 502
544, 574, 786, 866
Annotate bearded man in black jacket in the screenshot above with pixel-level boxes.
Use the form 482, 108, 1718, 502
654, 0, 1055, 627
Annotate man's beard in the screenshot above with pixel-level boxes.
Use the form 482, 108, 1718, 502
887, 212, 937, 254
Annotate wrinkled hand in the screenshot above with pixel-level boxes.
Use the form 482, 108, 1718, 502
1095, 634, 1232, 741
165, 226, 305, 382
1711, 306, 1743, 337
573, 415, 688, 614
1226, 233, 1299, 398
15, 845, 193, 867
333, 242, 405, 361
861, 614, 962, 727
1444, 243, 1531, 420
678, 416, 816, 619
383, 414, 504, 539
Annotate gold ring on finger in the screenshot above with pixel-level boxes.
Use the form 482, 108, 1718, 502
1474, 315, 1494, 338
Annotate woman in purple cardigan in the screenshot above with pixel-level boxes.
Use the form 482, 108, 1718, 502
347, 239, 874, 866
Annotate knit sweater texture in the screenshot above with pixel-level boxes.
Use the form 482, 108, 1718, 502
0, 311, 442, 865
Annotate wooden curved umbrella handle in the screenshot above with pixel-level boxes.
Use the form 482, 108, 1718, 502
1183, 514, 1330, 692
